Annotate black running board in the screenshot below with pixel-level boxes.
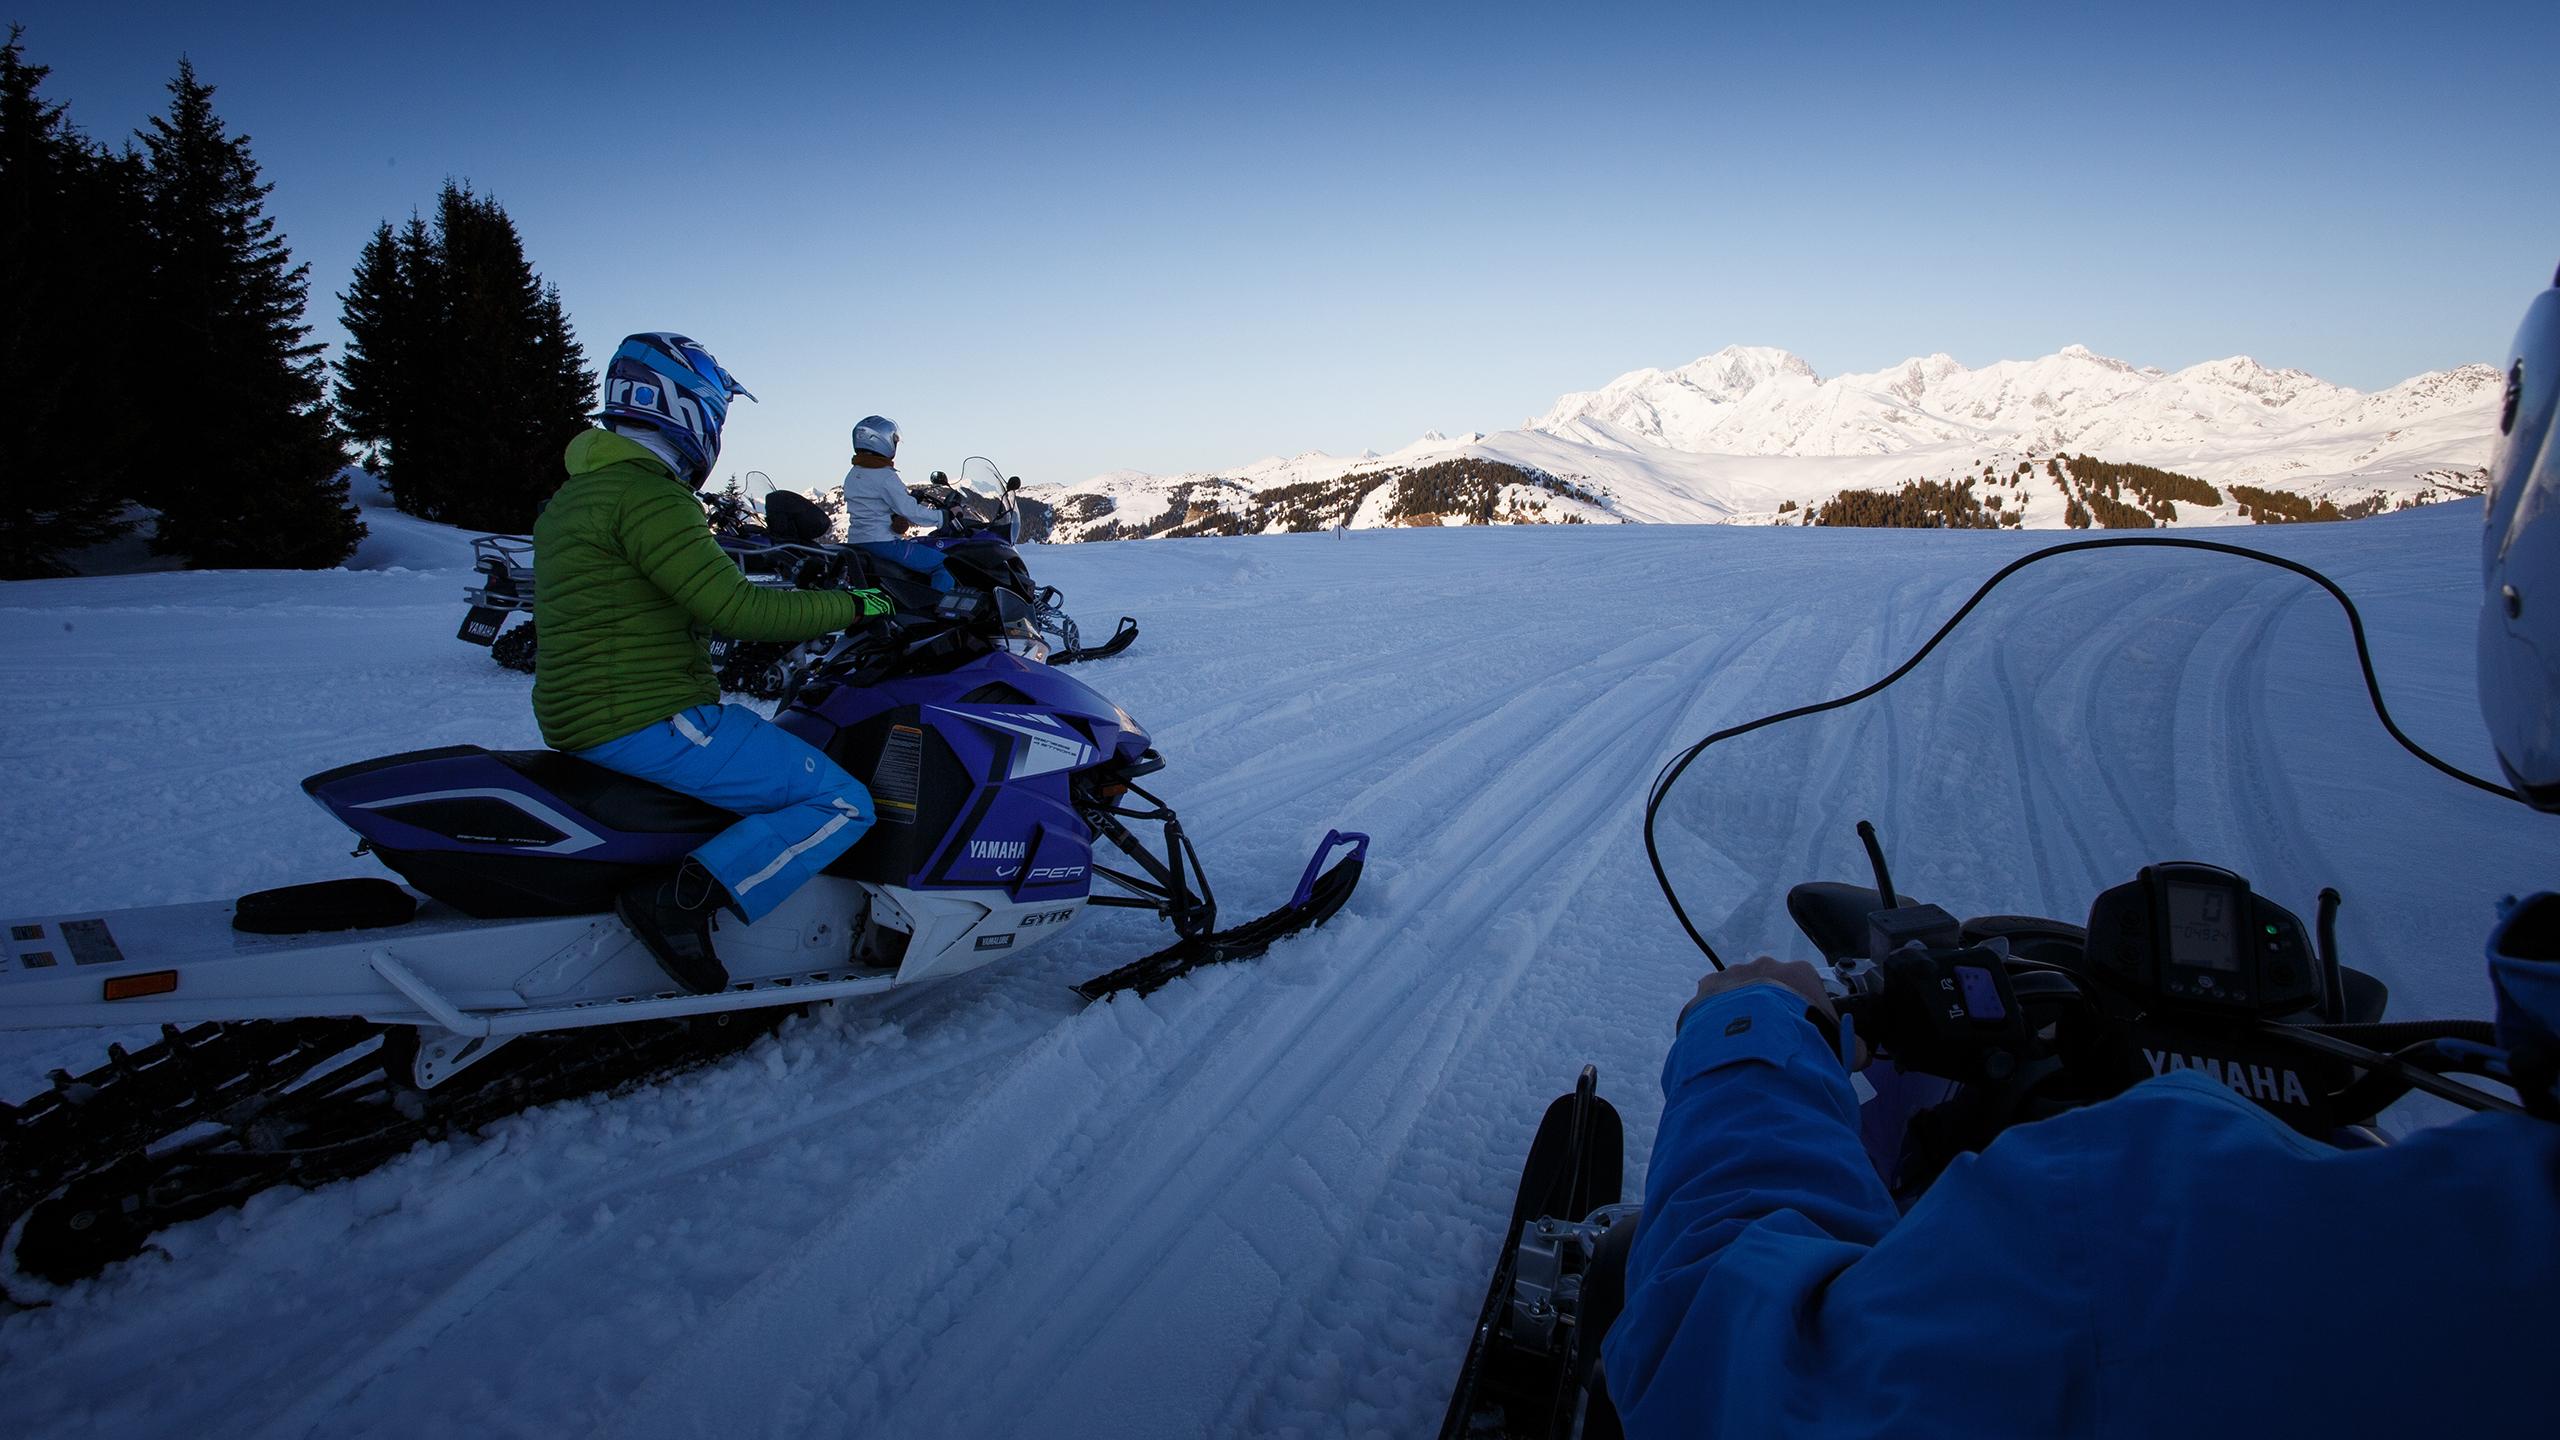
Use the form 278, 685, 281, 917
1048, 616, 1139, 666
1074, 833, 1364, 1000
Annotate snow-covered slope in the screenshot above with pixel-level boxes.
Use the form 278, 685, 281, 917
1036, 345, 2498, 540
0, 505, 2538, 1438
55, 468, 486, 578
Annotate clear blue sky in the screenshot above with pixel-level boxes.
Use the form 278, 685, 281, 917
17, 0, 2559, 488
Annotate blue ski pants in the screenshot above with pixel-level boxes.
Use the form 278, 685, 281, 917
576, 703, 874, 923
853, 540, 957, 592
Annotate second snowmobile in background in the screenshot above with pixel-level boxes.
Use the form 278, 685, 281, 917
459, 472, 845, 696
908, 457, 1138, 666
460, 462, 1134, 683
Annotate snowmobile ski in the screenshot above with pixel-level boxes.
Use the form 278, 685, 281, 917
1048, 615, 1139, 666
1075, 828, 1365, 1000
1439, 1066, 1626, 1440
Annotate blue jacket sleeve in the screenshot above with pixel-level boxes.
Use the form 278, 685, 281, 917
1601, 986, 2560, 1437
1603, 984, 1899, 1435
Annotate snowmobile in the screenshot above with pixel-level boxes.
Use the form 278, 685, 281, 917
460, 462, 1132, 684
0, 524, 1363, 1289
909, 457, 1138, 666
458, 473, 848, 698
1440, 536, 2551, 1440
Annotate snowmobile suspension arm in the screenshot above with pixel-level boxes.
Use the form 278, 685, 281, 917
1081, 780, 1219, 940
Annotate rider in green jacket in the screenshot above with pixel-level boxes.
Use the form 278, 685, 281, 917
534, 333, 889, 994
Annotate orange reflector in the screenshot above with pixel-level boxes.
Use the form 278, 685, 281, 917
104, 971, 178, 1001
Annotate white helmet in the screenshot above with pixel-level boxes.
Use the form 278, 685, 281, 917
2481, 265, 2560, 810
852, 415, 901, 460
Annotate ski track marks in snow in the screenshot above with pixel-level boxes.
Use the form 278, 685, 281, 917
0, 512, 2546, 1440
604, 616, 1799, 1439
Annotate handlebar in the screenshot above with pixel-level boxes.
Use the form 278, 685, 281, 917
1827, 917, 2525, 1128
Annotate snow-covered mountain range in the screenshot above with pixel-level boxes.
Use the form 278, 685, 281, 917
1033, 345, 2500, 540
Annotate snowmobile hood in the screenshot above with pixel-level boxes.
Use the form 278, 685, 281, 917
787, 650, 1151, 766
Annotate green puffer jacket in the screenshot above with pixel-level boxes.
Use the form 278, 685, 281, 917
532, 428, 863, 751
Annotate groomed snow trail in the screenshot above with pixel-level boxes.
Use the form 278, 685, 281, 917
0, 508, 2540, 1440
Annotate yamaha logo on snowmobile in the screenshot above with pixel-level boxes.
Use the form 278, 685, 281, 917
974, 932, 1017, 951
2143, 1047, 2313, 1108
968, 839, 1029, 861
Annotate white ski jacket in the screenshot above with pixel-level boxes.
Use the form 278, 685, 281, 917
839, 463, 945, 543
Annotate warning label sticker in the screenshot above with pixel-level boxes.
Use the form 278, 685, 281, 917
875, 724, 923, 825
62, 919, 124, 967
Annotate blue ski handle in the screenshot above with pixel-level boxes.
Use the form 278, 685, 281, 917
1291, 830, 1370, 909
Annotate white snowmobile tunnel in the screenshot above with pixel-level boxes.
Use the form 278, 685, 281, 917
0, 877, 962, 1036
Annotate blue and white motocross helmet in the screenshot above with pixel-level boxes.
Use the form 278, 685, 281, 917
2482, 266, 2560, 811
597, 333, 755, 487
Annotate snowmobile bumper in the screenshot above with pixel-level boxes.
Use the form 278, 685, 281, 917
458, 535, 536, 646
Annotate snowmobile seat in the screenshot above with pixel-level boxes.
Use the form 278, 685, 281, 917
488, 750, 739, 834
302, 746, 738, 919
304, 745, 737, 836
764, 489, 829, 545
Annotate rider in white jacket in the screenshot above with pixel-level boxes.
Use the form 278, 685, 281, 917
838, 415, 954, 590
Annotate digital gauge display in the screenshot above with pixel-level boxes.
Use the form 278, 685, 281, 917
2163, 880, 2242, 972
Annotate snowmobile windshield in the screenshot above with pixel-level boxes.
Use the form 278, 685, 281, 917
958, 457, 1008, 500
999, 601, 1049, 660
1642, 537, 2544, 1032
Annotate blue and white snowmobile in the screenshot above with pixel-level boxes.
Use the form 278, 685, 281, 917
0, 527, 1360, 1286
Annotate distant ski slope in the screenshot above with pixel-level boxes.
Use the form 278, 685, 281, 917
0, 504, 2542, 1439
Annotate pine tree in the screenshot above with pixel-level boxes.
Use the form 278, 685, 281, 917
336, 182, 591, 532
387, 212, 453, 515
333, 223, 410, 475
0, 28, 150, 577
136, 58, 361, 567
